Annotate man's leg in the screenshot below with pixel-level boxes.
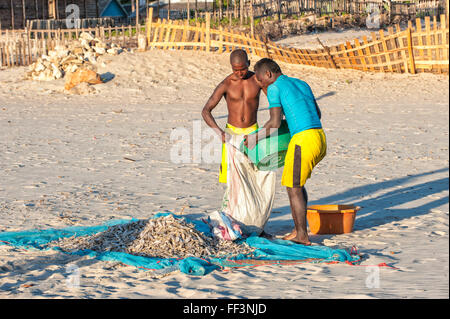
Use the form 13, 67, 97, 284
282, 186, 311, 245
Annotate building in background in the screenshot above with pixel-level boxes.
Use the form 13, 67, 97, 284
0, 0, 131, 29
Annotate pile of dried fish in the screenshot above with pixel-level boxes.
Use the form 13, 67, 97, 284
47, 215, 255, 259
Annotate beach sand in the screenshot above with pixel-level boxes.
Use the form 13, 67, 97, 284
276, 28, 376, 50
0, 47, 448, 298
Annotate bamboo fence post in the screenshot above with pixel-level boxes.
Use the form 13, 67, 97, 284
223, 27, 230, 53
151, 19, 161, 49
26, 20, 32, 65
370, 32, 382, 72
316, 37, 337, 68
169, 20, 178, 50
250, 0, 255, 38
187, 0, 190, 20
136, 0, 140, 33
180, 19, 188, 50
407, 27, 416, 74
122, 25, 125, 47
301, 48, 314, 66
200, 21, 205, 51
379, 29, 393, 72
1, 43, 4, 67
6, 43, 10, 67
238, 31, 249, 55
415, 18, 424, 62
206, 13, 211, 52
440, 14, 448, 72
447, 0, 449, 25
395, 27, 410, 74
22, 34, 26, 65
158, 19, 166, 48
175, 21, 185, 50
163, 20, 171, 50
218, 25, 224, 53
16, 40, 20, 66
354, 38, 366, 71
193, 21, 200, 51
128, 24, 132, 45
147, 7, 153, 46
424, 16, 432, 64
387, 26, 400, 73
339, 43, 350, 69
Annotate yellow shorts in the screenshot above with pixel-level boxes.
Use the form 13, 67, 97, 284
220, 123, 259, 184
281, 128, 327, 188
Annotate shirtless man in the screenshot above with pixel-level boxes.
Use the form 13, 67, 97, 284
202, 50, 274, 238
201, 49, 260, 146
201, 49, 261, 184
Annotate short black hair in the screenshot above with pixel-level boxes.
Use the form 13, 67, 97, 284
230, 49, 249, 64
254, 58, 282, 74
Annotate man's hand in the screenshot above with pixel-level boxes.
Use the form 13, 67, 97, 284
243, 134, 258, 150
222, 131, 231, 144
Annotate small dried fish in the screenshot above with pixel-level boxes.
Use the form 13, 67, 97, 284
47, 215, 255, 259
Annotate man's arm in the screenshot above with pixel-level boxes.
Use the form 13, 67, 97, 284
245, 107, 282, 149
244, 82, 282, 149
201, 80, 228, 142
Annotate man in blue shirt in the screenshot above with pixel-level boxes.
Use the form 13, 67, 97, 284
244, 58, 327, 245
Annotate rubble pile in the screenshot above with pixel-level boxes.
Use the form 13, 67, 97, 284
26, 32, 123, 82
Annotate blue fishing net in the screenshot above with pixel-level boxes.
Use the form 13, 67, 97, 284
0, 213, 360, 276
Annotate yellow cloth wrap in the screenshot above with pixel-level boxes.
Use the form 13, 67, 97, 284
281, 128, 327, 188
219, 123, 259, 184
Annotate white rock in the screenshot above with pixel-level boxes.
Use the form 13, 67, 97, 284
34, 61, 46, 72
107, 48, 122, 55
71, 64, 79, 73
79, 32, 94, 41
94, 47, 106, 55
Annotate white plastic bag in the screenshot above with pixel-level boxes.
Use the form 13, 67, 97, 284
206, 210, 243, 241
220, 134, 276, 236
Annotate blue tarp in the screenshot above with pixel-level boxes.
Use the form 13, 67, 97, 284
0, 213, 360, 276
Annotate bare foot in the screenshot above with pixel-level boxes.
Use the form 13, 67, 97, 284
290, 234, 311, 246
282, 229, 297, 240
290, 238, 312, 246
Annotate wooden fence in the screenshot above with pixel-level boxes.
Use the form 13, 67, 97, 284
1, 12, 448, 75
145, 13, 449, 74
172, 0, 447, 23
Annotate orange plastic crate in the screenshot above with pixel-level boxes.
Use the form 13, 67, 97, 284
307, 205, 360, 234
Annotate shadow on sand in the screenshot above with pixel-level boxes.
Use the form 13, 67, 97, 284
267, 167, 449, 236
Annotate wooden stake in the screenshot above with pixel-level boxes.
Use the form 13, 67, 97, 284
354, 38, 366, 71
10, 0, 15, 30
206, 13, 211, 52
136, 0, 140, 33
379, 29, 393, 72
424, 16, 432, 63
26, 20, 32, 65
407, 27, 416, 74
147, 7, 153, 47
316, 37, 337, 68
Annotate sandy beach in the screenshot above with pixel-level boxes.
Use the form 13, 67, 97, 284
0, 43, 448, 298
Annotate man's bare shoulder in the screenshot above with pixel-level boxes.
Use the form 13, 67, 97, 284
217, 74, 235, 88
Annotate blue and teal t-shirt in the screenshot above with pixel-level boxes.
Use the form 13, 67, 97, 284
267, 75, 322, 136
